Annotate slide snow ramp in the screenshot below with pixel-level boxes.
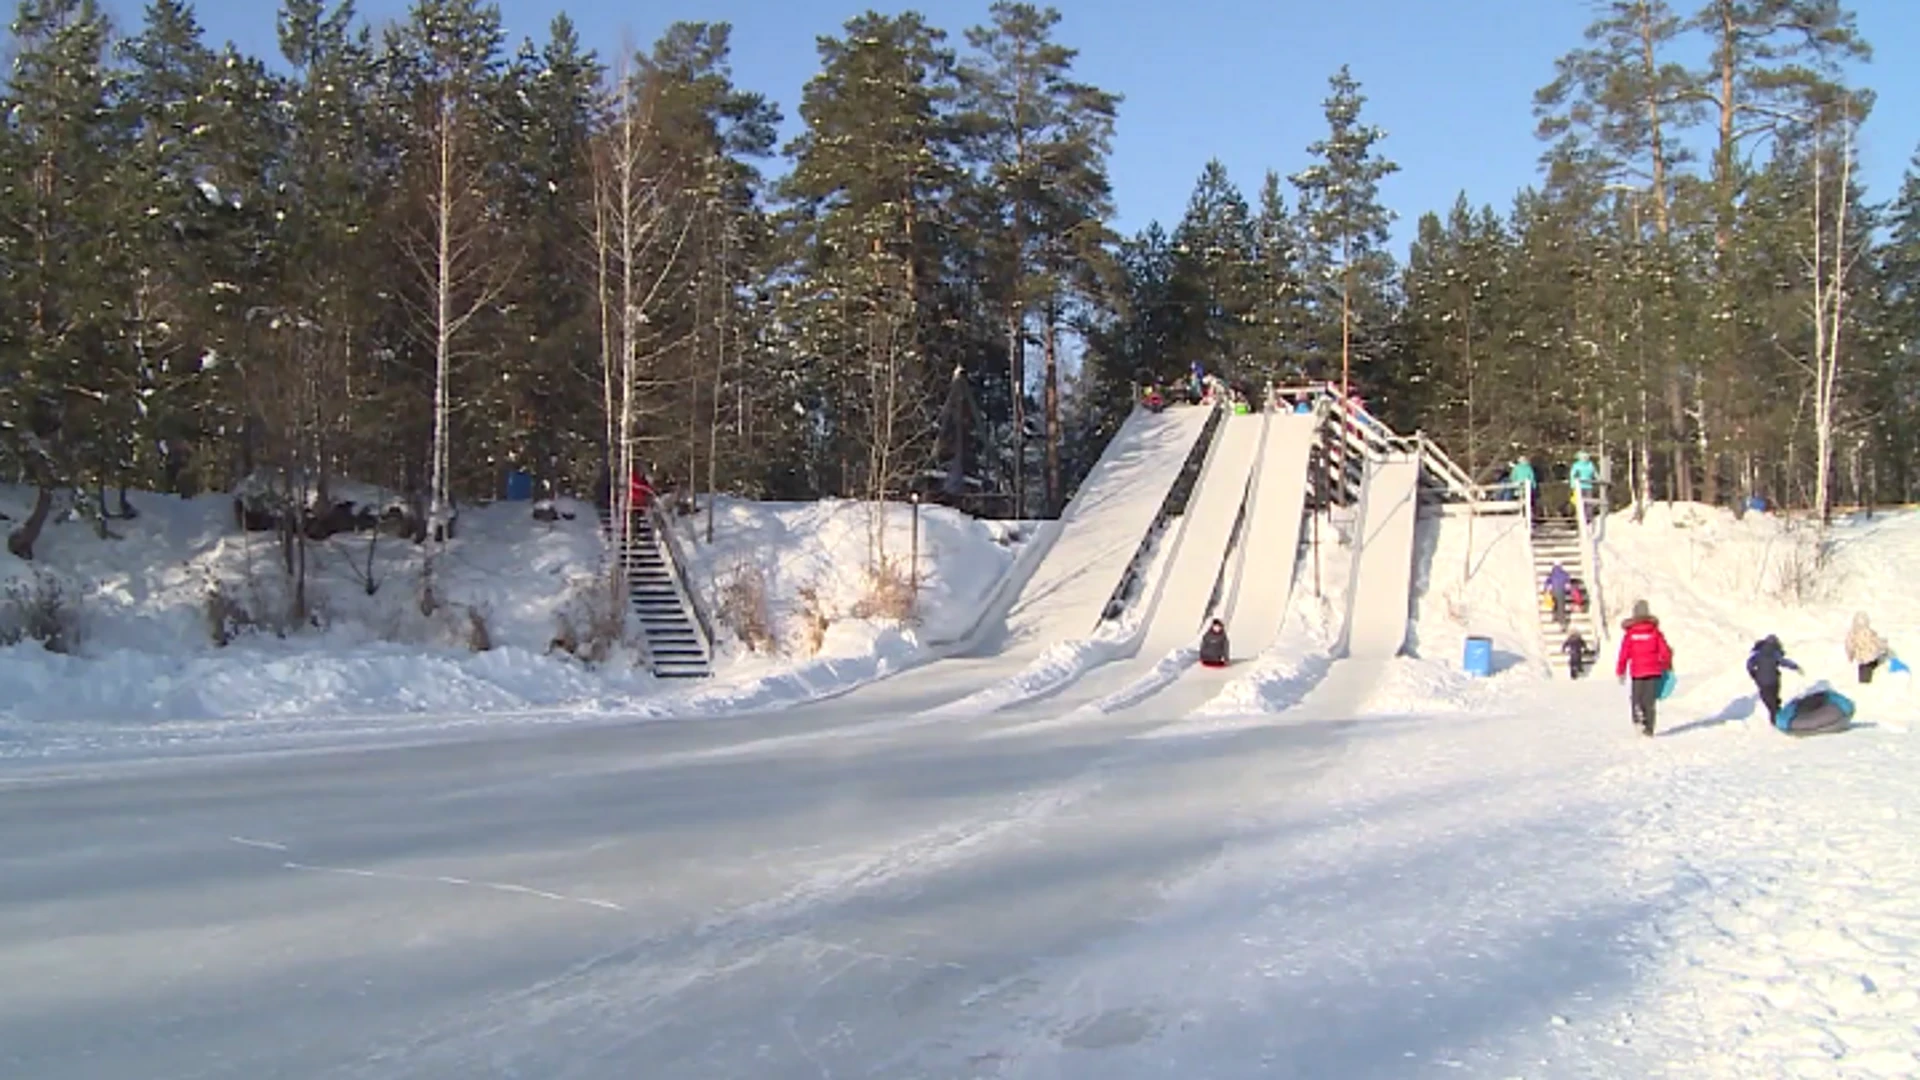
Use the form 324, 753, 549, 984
1141, 411, 1265, 655
989, 404, 1215, 651
984, 409, 1265, 720
1338, 454, 1420, 659
1222, 412, 1317, 654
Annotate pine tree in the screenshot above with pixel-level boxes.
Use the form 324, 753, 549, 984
1535, 0, 1700, 499
1690, 0, 1872, 505
1170, 160, 1258, 385
960, 1, 1119, 514
1248, 171, 1309, 382
492, 15, 602, 495
778, 11, 963, 526
1875, 149, 1920, 499
0, 0, 128, 556
633, 22, 780, 509
1290, 66, 1400, 402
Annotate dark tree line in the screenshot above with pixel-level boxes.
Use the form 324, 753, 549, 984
4, 0, 1915, 574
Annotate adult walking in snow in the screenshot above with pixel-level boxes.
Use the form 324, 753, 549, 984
1616, 599, 1674, 737
1845, 612, 1889, 684
1745, 634, 1800, 725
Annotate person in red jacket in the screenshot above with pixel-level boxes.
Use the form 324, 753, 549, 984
1616, 599, 1674, 736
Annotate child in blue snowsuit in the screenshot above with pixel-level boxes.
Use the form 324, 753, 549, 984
1746, 634, 1799, 725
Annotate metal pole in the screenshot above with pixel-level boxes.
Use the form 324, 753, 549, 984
910, 493, 921, 613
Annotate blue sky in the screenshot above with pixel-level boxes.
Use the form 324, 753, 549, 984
113, 0, 1920, 251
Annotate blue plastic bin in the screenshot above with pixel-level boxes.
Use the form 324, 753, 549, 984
1463, 636, 1492, 677
505, 469, 534, 501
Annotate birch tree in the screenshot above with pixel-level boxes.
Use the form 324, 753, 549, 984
388, 0, 511, 585
1803, 98, 1863, 523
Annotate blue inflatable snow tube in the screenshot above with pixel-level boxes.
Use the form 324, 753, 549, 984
1776, 689, 1855, 735
1657, 670, 1676, 700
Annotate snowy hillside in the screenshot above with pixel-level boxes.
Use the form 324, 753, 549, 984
0, 486, 1021, 752
1595, 503, 1920, 728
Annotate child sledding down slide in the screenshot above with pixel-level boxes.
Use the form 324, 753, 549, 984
1199, 618, 1230, 668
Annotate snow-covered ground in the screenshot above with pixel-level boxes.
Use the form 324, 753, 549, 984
0, 487, 1021, 758
2, 497, 1914, 1078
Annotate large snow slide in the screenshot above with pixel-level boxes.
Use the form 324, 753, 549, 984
1222, 412, 1318, 651
985, 403, 1217, 651
982, 411, 1268, 718
1337, 454, 1421, 659
816, 403, 1217, 716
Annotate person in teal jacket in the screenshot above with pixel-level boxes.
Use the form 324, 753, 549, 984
1569, 450, 1600, 520
1569, 451, 1598, 492
1508, 456, 1537, 518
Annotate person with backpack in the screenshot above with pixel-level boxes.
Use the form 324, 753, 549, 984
1616, 599, 1674, 736
1544, 562, 1572, 630
1745, 634, 1800, 726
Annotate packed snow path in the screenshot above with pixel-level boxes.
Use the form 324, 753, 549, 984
3, 675, 1914, 1078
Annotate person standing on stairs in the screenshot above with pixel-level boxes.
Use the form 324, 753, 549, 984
1568, 451, 1599, 519
1616, 599, 1674, 736
1746, 634, 1799, 725
628, 467, 655, 515
1508, 456, 1538, 521
1544, 562, 1572, 630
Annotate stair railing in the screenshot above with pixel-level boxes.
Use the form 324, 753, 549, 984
644, 501, 716, 663
1571, 486, 1609, 648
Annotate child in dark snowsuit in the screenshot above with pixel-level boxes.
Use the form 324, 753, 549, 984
1199, 618, 1230, 668
1562, 631, 1591, 679
1745, 634, 1800, 725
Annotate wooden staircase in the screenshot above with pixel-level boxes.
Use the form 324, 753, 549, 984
598, 505, 713, 678
1530, 511, 1603, 677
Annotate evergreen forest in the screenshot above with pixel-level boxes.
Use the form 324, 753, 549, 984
4, 0, 1917, 561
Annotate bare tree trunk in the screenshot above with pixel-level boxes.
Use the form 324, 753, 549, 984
6, 486, 55, 561
1809, 107, 1855, 525
1043, 300, 1061, 516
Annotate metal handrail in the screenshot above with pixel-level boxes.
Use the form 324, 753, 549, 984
645, 500, 717, 658
1572, 486, 1609, 647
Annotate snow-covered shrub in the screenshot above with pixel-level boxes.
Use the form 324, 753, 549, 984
464, 606, 493, 652
793, 583, 831, 656
715, 561, 775, 653
851, 557, 915, 623
1768, 524, 1839, 605
1, 570, 79, 653
551, 572, 623, 663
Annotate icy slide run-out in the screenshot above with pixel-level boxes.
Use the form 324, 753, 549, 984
975, 410, 1269, 722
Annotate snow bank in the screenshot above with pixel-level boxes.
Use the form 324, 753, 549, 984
0, 487, 1023, 751
1594, 503, 1920, 729
673, 496, 1022, 658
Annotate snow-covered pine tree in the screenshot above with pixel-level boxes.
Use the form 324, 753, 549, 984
1290, 66, 1399, 403
778, 11, 963, 539
0, 0, 127, 557
959, 2, 1119, 516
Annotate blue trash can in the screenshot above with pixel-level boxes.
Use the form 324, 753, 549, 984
1463, 636, 1492, 677
505, 469, 533, 501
